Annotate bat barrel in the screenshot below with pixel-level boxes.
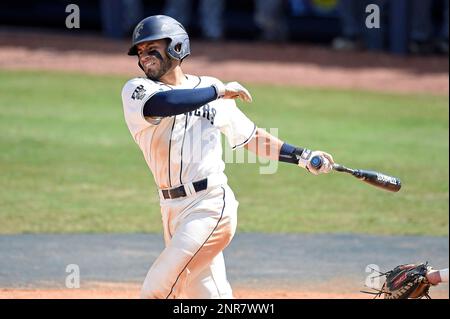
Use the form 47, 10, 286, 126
353, 169, 402, 192
332, 163, 401, 192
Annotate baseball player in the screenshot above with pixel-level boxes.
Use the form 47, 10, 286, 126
121, 15, 334, 299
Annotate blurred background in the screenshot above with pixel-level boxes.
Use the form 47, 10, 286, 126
0, 0, 448, 55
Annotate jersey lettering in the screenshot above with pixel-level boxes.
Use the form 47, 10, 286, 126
188, 104, 216, 125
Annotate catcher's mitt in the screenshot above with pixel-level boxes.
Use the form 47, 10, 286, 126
362, 262, 433, 299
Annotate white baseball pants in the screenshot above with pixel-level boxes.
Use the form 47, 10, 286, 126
141, 184, 238, 299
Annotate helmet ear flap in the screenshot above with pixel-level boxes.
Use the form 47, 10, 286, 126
166, 41, 182, 59
174, 43, 182, 53
166, 35, 190, 60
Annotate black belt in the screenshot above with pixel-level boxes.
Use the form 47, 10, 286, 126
161, 178, 208, 200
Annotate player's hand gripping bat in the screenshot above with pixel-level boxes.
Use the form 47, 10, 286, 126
310, 156, 402, 192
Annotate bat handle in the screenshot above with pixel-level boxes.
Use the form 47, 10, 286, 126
311, 157, 358, 176
311, 156, 348, 172
332, 163, 354, 174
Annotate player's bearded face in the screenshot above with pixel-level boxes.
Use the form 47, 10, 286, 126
137, 42, 173, 81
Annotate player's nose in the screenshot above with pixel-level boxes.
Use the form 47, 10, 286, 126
139, 53, 151, 62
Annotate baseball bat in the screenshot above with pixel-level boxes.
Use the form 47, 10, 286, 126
310, 156, 402, 192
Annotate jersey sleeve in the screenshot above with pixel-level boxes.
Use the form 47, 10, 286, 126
121, 78, 163, 139
216, 99, 257, 149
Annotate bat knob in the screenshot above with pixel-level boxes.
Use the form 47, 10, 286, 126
310, 156, 323, 169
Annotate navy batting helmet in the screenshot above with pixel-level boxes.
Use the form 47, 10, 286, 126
128, 15, 190, 61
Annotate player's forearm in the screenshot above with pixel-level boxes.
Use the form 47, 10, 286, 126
245, 128, 310, 163
143, 86, 219, 117
245, 128, 283, 160
245, 129, 330, 173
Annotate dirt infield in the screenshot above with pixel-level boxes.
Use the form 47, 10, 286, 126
0, 288, 367, 299
0, 286, 367, 299
0, 29, 448, 95
0, 283, 448, 299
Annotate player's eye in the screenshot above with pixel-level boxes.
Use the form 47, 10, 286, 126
138, 47, 155, 56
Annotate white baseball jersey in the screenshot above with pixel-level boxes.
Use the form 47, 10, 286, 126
121, 74, 257, 190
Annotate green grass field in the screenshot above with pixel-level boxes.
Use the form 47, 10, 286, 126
0, 70, 448, 235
